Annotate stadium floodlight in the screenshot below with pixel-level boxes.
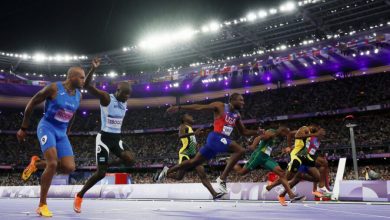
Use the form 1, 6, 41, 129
64, 55, 72, 62
177, 27, 196, 41
246, 12, 257, 21
139, 41, 147, 49
374, 48, 379, 54
209, 21, 220, 32
109, 71, 117, 78
54, 55, 64, 62
280, 45, 287, 50
366, 50, 370, 55
201, 25, 210, 33
280, 2, 296, 12
123, 47, 128, 52
269, 8, 277, 14
33, 53, 47, 62
258, 10, 267, 18
352, 53, 356, 57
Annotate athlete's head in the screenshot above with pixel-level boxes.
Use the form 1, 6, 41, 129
115, 81, 132, 102
276, 126, 290, 137
181, 113, 195, 125
308, 123, 320, 133
229, 93, 245, 110
67, 67, 85, 89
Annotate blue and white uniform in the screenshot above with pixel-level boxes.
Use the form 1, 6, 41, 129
96, 94, 127, 165
37, 82, 81, 158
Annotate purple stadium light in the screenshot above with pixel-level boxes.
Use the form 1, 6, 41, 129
186, 84, 190, 89
225, 93, 229, 96
225, 81, 228, 86
146, 85, 150, 90
245, 90, 249, 94
206, 97, 209, 100
102, 85, 106, 89
245, 80, 249, 83
82, 111, 87, 115
266, 76, 271, 81
165, 85, 169, 90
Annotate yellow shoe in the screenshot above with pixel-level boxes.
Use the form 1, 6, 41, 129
73, 194, 83, 213
36, 205, 53, 217
22, 156, 40, 181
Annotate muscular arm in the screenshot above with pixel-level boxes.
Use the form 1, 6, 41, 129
287, 130, 297, 148
84, 68, 110, 107
167, 102, 223, 115
235, 119, 260, 137
248, 136, 261, 151
180, 102, 222, 112
21, 84, 56, 129
295, 127, 324, 139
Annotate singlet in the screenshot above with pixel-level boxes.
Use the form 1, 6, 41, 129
257, 129, 277, 156
100, 94, 127, 133
179, 125, 197, 156
213, 104, 240, 137
43, 82, 81, 129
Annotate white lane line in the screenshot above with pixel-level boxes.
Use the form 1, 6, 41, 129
303, 204, 390, 219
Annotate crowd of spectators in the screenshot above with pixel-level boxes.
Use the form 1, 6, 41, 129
0, 73, 389, 186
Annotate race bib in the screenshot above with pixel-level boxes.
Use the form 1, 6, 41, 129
54, 109, 74, 123
106, 117, 123, 129
308, 148, 317, 155
264, 146, 273, 156
222, 126, 233, 136
306, 137, 319, 155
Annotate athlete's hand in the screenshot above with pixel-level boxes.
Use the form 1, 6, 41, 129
91, 57, 101, 69
166, 106, 179, 114
16, 129, 27, 143
284, 146, 292, 154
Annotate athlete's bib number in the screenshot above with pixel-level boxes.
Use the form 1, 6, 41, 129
222, 126, 233, 136
306, 137, 319, 155
106, 117, 123, 129
54, 109, 74, 123
264, 146, 273, 156
308, 148, 317, 155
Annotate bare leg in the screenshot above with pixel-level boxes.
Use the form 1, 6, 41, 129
195, 166, 218, 197
78, 165, 108, 198
220, 141, 245, 181
167, 153, 207, 175
39, 147, 58, 206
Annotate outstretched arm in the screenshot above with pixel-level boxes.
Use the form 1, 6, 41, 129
248, 136, 262, 151
235, 120, 262, 137
84, 58, 110, 106
166, 102, 223, 114
17, 84, 56, 142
